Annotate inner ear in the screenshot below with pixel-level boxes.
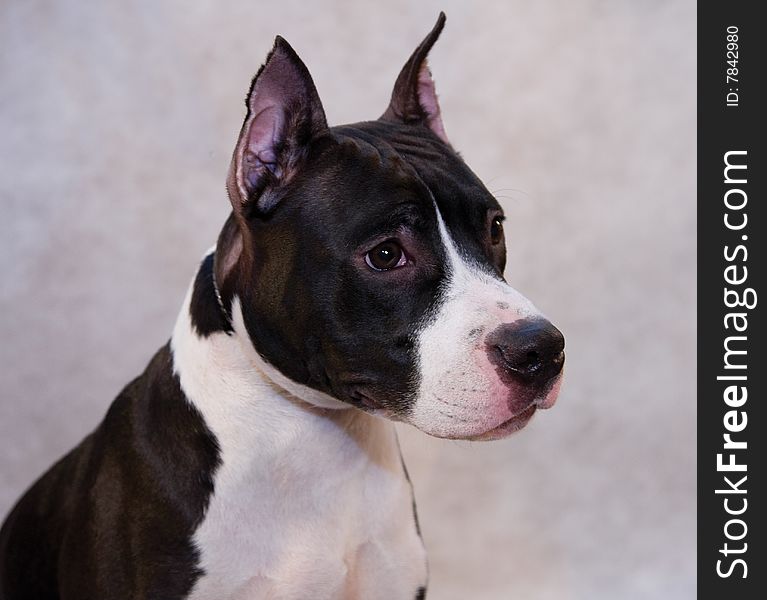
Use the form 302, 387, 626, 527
381, 12, 449, 144
244, 106, 283, 182
227, 36, 328, 216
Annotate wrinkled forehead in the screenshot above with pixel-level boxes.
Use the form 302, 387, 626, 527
298, 121, 502, 246
282, 131, 432, 244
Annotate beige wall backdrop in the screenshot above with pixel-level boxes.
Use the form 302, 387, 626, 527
0, 1, 696, 598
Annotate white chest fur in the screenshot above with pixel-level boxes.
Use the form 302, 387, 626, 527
171, 279, 427, 600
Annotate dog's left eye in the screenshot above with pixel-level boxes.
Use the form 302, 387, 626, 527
365, 241, 407, 271
490, 216, 504, 245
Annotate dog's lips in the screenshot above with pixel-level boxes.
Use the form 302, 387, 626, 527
466, 404, 538, 441
534, 373, 563, 410
342, 384, 398, 418
468, 372, 563, 441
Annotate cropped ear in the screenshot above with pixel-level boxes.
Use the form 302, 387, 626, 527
381, 12, 449, 144
227, 36, 328, 216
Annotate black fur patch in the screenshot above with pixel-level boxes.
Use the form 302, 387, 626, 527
189, 252, 233, 337
0, 345, 221, 599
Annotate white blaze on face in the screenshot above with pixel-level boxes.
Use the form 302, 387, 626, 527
408, 208, 550, 439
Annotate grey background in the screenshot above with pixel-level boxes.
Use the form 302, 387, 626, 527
0, 1, 696, 598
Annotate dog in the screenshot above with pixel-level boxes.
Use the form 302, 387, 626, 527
0, 13, 564, 600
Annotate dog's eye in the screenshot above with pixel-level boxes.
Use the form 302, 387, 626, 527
490, 216, 504, 245
365, 241, 406, 271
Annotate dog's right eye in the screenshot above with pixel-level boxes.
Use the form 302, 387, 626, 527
490, 216, 505, 245
365, 241, 406, 271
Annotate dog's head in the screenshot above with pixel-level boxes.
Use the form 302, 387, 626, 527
213, 13, 564, 440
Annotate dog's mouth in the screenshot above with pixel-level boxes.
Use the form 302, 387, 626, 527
339, 370, 562, 441
466, 375, 563, 441
341, 384, 403, 420
465, 404, 538, 441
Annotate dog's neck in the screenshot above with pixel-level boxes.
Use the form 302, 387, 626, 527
169, 252, 402, 490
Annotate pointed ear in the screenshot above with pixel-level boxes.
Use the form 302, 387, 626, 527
227, 36, 328, 216
381, 12, 449, 144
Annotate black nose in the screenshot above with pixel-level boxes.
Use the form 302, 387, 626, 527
487, 318, 565, 384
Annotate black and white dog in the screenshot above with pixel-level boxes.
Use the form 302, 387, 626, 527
0, 13, 564, 600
